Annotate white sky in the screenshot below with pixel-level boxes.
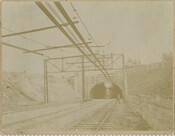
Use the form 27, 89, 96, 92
2, 1, 174, 73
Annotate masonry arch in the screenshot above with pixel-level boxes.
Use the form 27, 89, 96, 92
90, 82, 123, 99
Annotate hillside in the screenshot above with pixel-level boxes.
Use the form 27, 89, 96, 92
126, 62, 173, 98
2, 72, 81, 107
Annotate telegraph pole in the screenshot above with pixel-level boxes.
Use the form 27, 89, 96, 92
81, 56, 85, 101
62, 56, 64, 71
111, 53, 113, 69
103, 53, 105, 67
44, 59, 49, 103
121, 54, 128, 97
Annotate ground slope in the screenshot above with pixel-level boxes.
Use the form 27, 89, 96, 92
126, 62, 173, 97
2, 72, 81, 107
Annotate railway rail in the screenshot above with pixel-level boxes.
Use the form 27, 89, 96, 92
2, 100, 94, 130
63, 99, 151, 131
63, 99, 116, 130
2, 97, 82, 115
2, 99, 151, 131
2, 100, 111, 131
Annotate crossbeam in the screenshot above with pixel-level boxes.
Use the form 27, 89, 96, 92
54, 2, 113, 82
66, 56, 111, 64
2, 42, 44, 56
66, 58, 105, 65
83, 65, 97, 68
35, 2, 112, 81
47, 68, 122, 73
66, 61, 99, 64
47, 53, 98, 61
23, 42, 93, 53
2, 21, 79, 38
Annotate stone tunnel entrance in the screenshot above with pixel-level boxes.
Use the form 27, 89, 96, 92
90, 82, 123, 99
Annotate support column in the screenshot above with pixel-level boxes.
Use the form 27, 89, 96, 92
44, 59, 49, 103
103, 54, 105, 67
121, 54, 128, 96
61, 57, 64, 72
81, 56, 85, 101
111, 53, 113, 69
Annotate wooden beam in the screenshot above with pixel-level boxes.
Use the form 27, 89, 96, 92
47, 61, 62, 72
81, 56, 85, 101
47, 53, 98, 61
66, 57, 112, 65
2, 42, 44, 56
61, 57, 64, 71
66, 59, 103, 65
107, 53, 123, 56
23, 42, 92, 53
83, 65, 97, 68
47, 68, 122, 73
44, 59, 49, 103
111, 53, 113, 69
2, 21, 79, 38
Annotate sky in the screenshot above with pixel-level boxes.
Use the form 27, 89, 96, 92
2, 1, 174, 73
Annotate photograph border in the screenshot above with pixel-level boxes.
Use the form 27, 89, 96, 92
0, 0, 174, 135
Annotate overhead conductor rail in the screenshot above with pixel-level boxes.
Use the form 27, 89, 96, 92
35, 1, 113, 82
2, 2, 122, 103
53, 1, 112, 80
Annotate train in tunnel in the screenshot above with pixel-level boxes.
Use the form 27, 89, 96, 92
90, 82, 123, 99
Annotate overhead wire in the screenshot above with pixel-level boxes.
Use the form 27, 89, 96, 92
2, 27, 77, 57
35, 1, 112, 81
2, 27, 66, 72
45, 2, 95, 65
69, 2, 115, 78
54, 1, 112, 81
2, 27, 50, 48
69, 1, 99, 47
45, 2, 91, 57
2, 10, 86, 74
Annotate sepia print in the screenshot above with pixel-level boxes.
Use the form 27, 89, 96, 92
0, 0, 174, 134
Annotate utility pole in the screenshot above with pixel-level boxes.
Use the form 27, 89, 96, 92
103, 53, 105, 68
62, 56, 64, 71
44, 59, 49, 103
81, 56, 85, 101
111, 53, 113, 69
121, 54, 128, 97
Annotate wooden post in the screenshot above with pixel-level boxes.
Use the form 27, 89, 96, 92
121, 54, 128, 97
95, 60, 97, 70
81, 56, 85, 101
111, 53, 113, 69
62, 57, 64, 71
44, 59, 49, 103
103, 54, 105, 67
121, 54, 125, 93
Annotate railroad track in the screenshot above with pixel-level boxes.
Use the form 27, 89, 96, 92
2, 101, 95, 130
3, 97, 82, 115
2, 99, 151, 131
2, 100, 110, 131
63, 99, 151, 131
63, 99, 116, 131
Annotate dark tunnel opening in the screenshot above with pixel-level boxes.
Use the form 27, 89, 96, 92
90, 82, 123, 99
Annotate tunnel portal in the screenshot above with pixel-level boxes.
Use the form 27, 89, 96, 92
90, 82, 123, 99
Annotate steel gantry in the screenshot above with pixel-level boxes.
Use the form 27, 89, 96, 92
2, 1, 126, 103
45, 53, 127, 102
35, 2, 112, 82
